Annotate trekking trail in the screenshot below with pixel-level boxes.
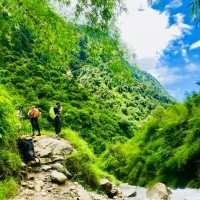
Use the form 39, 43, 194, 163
12, 135, 199, 200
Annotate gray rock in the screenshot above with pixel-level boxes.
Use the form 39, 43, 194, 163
70, 190, 77, 198
27, 175, 34, 180
76, 185, 93, 200
50, 170, 67, 184
100, 178, 119, 198
35, 179, 44, 187
39, 148, 52, 157
51, 162, 65, 172
120, 183, 137, 197
35, 138, 74, 164
40, 157, 52, 164
21, 181, 28, 187
28, 184, 35, 189
146, 182, 171, 200
51, 162, 72, 178
89, 192, 109, 200
41, 164, 52, 171
34, 184, 41, 192
100, 179, 113, 193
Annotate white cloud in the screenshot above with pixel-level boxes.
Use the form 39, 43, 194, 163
137, 57, 183, 85
190, 40, 200, 50
149, 66, 182, 85
182, 48, 189, 63
167, 88, 182, 98
165, 0, 183, 9
137, 57, 157, 71
185, 63, 199, 72
117, 0, 191, 59
117, 0, 192, 85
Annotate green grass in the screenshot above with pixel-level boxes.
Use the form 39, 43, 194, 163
0, 179, 18, 200
61, 128, 119, 189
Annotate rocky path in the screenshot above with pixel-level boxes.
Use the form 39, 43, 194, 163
11, 135, 116, 200
12, 135, 199, 200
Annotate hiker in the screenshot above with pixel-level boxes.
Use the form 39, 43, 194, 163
17, 105, 25, 118
17, 105, 25, 133
17, 136, 40, 164
53, 102, 62, 134
28, 106, 41, 136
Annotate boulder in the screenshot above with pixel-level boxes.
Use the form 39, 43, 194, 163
35, 137, 74, 164
76, 187, 93, 200
100, 178, 120, 198
51, 162, 65, 172
120, 183, 137, 197
89, 192, 109, 200
146, 182, 172, 200
50, 170, 67, 184
100, 179, 113, 194
51, 162, 72, 178
41, 164, 52, 171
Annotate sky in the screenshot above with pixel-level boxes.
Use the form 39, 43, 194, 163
117, 0, 200, 102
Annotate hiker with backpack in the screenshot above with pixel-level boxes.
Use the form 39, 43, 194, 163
17, 105, 25, 134
53, 102, 62, 134
28, 106, 41, 136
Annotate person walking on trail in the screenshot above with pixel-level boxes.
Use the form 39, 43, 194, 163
53, 102, 62, 134
17, 105, 25, 118
17, 105, 25, 134
28, 106, 41, 136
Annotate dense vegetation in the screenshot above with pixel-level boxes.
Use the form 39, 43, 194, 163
100, 92, 200, 188
0, 85, 22, 199
1, 0, 200, 198
0, 0, 172, 154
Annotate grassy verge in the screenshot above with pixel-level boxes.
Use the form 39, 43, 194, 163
61, 128, 119, 190
0, 179, 18, 200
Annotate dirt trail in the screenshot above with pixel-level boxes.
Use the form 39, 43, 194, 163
12, 135, 109, 200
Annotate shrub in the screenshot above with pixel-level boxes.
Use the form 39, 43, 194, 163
61, 129, 118, 189
0, 179, 18, 200
0, 85, 22, 197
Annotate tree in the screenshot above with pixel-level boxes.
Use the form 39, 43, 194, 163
51, 0, 200, 30
13, 0, 199, 33
196, 80, 200, 86
189, 0, 200, 25
44, 0, 127, 32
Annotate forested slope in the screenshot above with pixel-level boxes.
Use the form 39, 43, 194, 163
0, 85, 22, 199
1, 0, 200, 196
0, 0, 173, 155
100, 92, 200, 188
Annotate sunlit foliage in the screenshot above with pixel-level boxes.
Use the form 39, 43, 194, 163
100, 92, 200, 188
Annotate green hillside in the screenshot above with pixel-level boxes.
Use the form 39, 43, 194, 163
0, 85, 23, 199
0, 0, 172, 155
2, 0, 200, 198
100, 93, 200, 188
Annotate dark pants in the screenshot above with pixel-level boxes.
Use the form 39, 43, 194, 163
55, 115, 61, 134
30, 118, 40, 135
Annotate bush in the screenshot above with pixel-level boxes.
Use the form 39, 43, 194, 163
61, 129, 118, 189
0, 179, 18, 200
0, 85, 22, 197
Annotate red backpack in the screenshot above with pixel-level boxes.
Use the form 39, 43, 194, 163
29, 108, 40, 118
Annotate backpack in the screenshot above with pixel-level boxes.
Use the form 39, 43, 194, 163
17, 138, 37, 163
29, 108, 40, 118
49, 106, 56, 119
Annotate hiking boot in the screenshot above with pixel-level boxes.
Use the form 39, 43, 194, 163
37, 133, 41, 136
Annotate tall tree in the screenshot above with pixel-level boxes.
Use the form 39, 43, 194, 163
45, 0, 127, 31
